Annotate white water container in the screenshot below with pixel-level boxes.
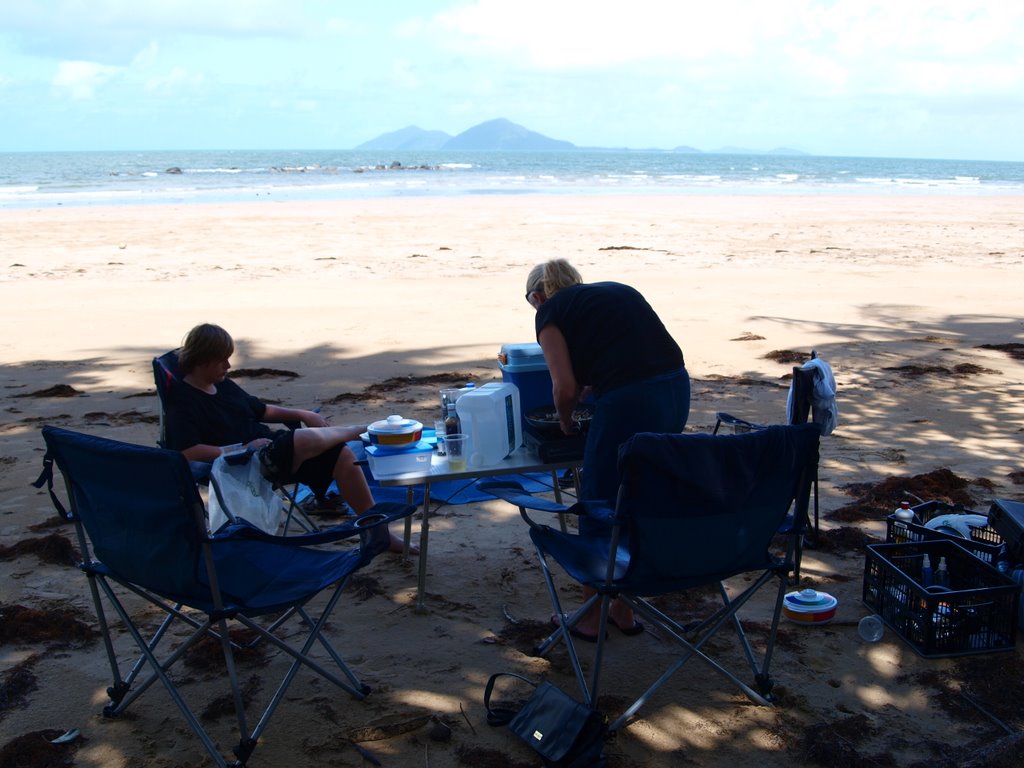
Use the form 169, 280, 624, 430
455, 382, 521, 466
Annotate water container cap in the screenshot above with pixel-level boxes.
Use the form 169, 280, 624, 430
783, 589, 838, 613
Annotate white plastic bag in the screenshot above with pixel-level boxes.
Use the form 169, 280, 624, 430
208, 452, 284, 534
787, 357, 838, 436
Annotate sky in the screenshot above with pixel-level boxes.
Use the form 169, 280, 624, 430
0, 1, 1021, 161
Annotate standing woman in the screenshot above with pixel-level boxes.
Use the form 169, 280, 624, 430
526, 259, 690, 639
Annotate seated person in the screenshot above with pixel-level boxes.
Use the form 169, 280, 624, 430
164, 323, 416, 555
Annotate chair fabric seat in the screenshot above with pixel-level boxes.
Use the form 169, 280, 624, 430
201, 535, 365, 616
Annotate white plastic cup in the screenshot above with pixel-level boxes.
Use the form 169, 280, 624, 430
444, 433, 469, 472
858, 615, 884, 642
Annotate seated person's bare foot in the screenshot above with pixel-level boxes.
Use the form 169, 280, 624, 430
388, 532, 419, 555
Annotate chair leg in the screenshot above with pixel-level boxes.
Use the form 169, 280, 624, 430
281, 482, 322, 535
97, 580, 232, 766
529, 544, 601, 707
91, 568, 371, 768
606, 573, 784, 733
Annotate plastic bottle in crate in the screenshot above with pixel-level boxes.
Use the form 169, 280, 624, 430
921, 554, 933, 587
892, 501, 914, 543
996, 543, 1011, 574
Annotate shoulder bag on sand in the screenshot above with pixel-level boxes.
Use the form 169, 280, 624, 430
484, 672, 607, 768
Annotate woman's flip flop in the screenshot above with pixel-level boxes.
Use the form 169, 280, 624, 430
608, 616, 645, 636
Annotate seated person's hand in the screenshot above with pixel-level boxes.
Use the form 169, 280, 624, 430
245, 437, 273, 450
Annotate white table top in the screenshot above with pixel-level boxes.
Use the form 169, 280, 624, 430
373, 445, 581, 487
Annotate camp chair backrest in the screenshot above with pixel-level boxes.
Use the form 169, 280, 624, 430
153, 350, 183, 448
788, 366, 816, 425
615, 424, 820, 587
42, 426, 208, 602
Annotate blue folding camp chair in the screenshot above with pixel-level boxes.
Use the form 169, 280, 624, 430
153, 349, 325, 534
713, 350, 837, 545
481, 423, 820, 734
34, 425, 415, 768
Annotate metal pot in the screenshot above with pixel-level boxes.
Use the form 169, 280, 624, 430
524, 404, 594, 437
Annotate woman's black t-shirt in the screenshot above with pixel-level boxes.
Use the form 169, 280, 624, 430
535, 281, 684, 397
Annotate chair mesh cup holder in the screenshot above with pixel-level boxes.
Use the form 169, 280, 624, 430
354, 512, 388, 528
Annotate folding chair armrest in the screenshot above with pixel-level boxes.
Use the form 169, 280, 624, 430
189, 460, 213, 482
477, 480, 571, 516
212, 502, 416, 547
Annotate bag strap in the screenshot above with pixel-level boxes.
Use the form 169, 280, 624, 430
484, 671, 538, 727
32, 453, 71, 520
207, 459, 234, 524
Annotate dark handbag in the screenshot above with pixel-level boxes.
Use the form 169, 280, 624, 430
484, 672, 607, 768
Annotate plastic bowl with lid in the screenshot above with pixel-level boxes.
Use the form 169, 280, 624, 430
366, 415, 424, 448
782, 588, 838, 625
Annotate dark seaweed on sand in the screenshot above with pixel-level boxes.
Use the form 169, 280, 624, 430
0, 728, 80, 768
13, 384, 81, 398
326, 371, 479, 404
830, 468, 975, 522
0, 656, 39, 715
976, 343, 1024, 361
0, 604, 96, 646
229, 367, 299, 379
763, 350, 809, 364
0, 533, 77, 566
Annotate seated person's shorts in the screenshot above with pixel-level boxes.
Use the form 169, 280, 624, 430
257, 430, 346, 499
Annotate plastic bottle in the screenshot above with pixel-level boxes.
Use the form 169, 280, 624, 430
995, 543, 1011, 574
441, 388, 464, 437
935, 556, 950, 588
892, 501, 914, 543
921, 554, 933, 587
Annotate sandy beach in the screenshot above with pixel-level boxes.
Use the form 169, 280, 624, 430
2, 194, 1023, 767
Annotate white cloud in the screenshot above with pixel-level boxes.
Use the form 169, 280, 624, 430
143, 66, 204, 94
52, 60, 121, 99
131, 41, 160, 69
433, 0, 1024, 99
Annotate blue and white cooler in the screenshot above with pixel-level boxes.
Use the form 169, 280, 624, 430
498, 342, 552, 433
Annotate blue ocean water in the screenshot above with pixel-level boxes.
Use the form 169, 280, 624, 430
2, 149, 1023, 208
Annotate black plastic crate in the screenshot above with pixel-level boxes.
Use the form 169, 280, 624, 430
988, 499, 1024, 562
863, 539, 1020, 657
886, 500, 1003, 564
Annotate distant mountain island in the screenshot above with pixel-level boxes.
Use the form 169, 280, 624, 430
356, 118, 573, 152
355, 118, 808, 155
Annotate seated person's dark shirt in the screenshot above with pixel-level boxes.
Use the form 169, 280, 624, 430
165, 377, 276, 451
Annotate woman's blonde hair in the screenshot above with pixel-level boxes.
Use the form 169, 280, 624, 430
178, 323, 234, 374
526, 259, 582, 299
